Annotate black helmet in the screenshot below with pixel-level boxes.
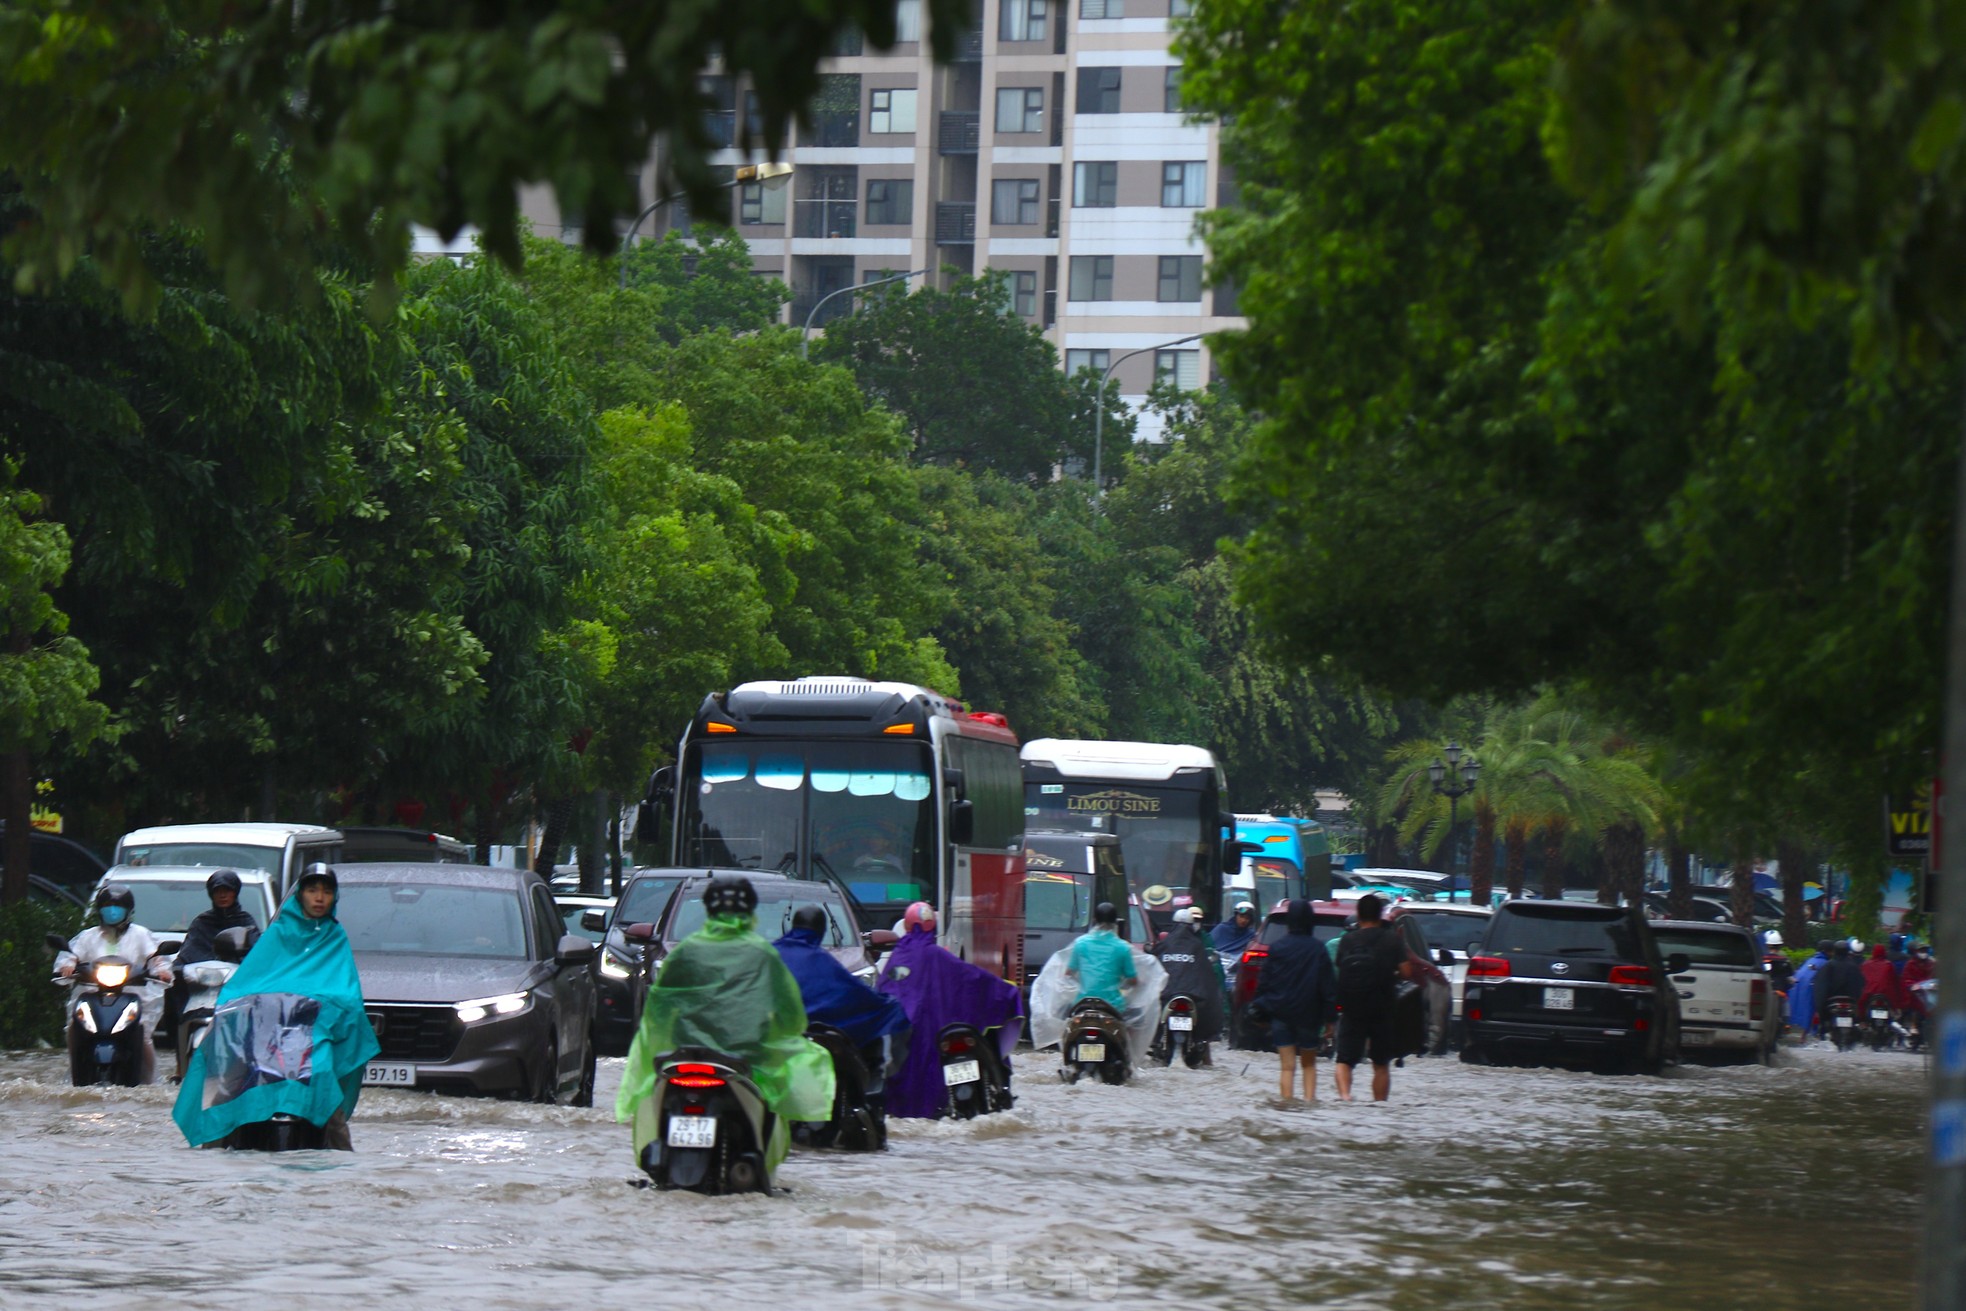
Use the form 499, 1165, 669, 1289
792, 904, 828, 935
95, 882, 135, 927
1093, 900, 1119, 926
298, 861, 337, 892
206, 869, 243, 898
702, 874, 757, 917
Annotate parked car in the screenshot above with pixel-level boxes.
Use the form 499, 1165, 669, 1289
0, 822, 108, 898
1649, 920, 1779, 1063
1388, 903, 1493, 1038
115, 823, 343, 899
339, 826, 470, 864
591, 869, 695, 1055
29, 874, 88, 911
1643, 892, 1735, 924
334, 864, 598, 1104
1461, 899, 1684, 1074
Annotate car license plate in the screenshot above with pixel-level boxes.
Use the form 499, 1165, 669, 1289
363, 1063, 416, 1087
1835, 1016, 1854, 1028
666, 1115, 717, 1148
1683, 1030, 1712, 1046
1543, 987, 1575, 1011
1168, 1015, 1194, 1031
942, 1059, 981, 1086
1074, 1043, 1106, 1064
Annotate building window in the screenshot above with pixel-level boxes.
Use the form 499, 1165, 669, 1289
741, 180, 788, 225
865, 178, 914, 225
1169, 0, 1192, 15
869, 88, 918, 134
700, 75, 736, 148
1077, 67, 1122, 115
795, 167, 860, 238
1164, 64, 1184, 113
1155, 348, 1201, 390
1073, 161, 1118, 208
996, 86, 1044, 134
1068, 256, 1114, 301
1064, 348, 1111, 376
895, 0, 922, 41
830, 27, 865, 56
744, 90, 765, 138
1158, 255, 1203, 301
1011, 271, 1038, 317
1081, 0, 1123, 16
1161, 161, 1206, 207
808, 74, 862, 146
999, 0, 1047, 42
992, 178, 1041, 226
1213, 275, 1239, 317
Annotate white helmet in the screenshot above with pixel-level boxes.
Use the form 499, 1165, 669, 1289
1764, 930, 1784, 948
1173, 906, 1201, 925
1848, 937, 1863, 953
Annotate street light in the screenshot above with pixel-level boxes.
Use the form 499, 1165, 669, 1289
1428, 742, 1481, 895
617, 162, 793, 288
800, 268, 931, 359
1090, 332, 1203, 497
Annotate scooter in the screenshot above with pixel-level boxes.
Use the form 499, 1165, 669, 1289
792, 1023, 886, 1151
48, 932, 177, 1087
1150, 994, 1209, 1069
175, 925, 258, 1076
636, 1047, 774, 1194
938, 1022, 1014, 1119
1059, 998, 1130, 1085
1865, 999, 1897, 1051
1823, 996, 1859, 1051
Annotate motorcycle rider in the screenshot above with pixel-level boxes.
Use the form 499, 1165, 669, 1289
877, 902, 1025, 1118
1788, 939, 1832, 1040
1065, 900, 1138, 1007
1210, 900, 1260, 957
1150, 906, 1227, 1049
166, 870, 261, 1072
1902, 942, 1937, 1043
1816, 940, 1868, 1036
772, 904, 911, 1105
55, 883, 175, 1084
1859, 942, 1908, 1018
615, 875, 833, 1173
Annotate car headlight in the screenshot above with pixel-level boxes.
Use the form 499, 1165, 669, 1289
454, 992, 531, 1024
600, 948, 635, 980
110, 1005, 140, 1034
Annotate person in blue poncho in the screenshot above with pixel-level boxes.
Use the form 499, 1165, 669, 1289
1210, 900, 1260, 956
1788, 939, 1832, 1040
774, 905, 911, 1126
172, 864, 380, 1151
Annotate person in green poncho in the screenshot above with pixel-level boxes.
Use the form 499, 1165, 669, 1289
616, 875, 833, 1182
172, 864, 380, 1151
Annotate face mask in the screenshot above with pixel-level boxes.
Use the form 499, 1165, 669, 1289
99, 905, 128, 927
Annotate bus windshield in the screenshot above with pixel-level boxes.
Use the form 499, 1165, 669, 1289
678, 740, 938, 906
1024, 874, 1091, 931
1024, 782, 1212, 901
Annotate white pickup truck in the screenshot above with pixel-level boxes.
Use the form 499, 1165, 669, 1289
1650, 920, 1780, 1063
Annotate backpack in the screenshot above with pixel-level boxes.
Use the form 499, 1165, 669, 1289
1336, 924, 1401, 1008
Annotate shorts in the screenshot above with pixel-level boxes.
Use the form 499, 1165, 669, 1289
1335, 1007, 1396, 1067
1269, 1018, 1323, 1051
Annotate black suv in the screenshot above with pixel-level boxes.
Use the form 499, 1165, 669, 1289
591, 869, 694, 1054
1461, 899, 1685, 1074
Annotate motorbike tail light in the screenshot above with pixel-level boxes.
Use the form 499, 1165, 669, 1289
940, 1033, 976, 1056
1467, 956, 1511, 980
668, 1062, 726, 1089
1169, 998, 1193, 1014
1608, 965, 1653, 987
1749, 978, 1767, 1021
680, 1104, 708, 1115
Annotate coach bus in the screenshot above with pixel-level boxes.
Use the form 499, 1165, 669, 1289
643, 678, 1027, 982
1231, 814, 1334, 908
1018, 739, 1246, 927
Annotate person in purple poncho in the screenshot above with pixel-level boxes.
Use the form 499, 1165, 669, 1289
876, 902, 1025, 1118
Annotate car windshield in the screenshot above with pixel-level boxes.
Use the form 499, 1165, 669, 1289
1489, 906, 1643, 958
1025, 874, 1091, 931
339, 883, 529, 959
559, 903, 609, 943
1652, 928, 1760, 967
118, 843, 282, 876
116, 881, 263, 935
615, 876, 688, 928
668, 890, 853, 947
1397, 911, 1490, 955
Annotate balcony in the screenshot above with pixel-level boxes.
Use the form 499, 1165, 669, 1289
1042, 288, 1057, 327
935, 202, 976, 245
953, 26, 983, 61
1045, 195, 1061, 238
794, 200, 859, 239
806, 112, 860, 148
938, 111, 980, 156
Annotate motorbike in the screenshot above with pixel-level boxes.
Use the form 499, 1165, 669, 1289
792, 1023, 886, 1151
938, 1022, 1014, 1119
1864, 999, 1897, 1051
636, 1047, 775, 1194
1906, 980, 1938, 1051
1823, 996, 1860, 1051
1059, 997, 1130, 1085
175, 925, 258, 1076
48, 931, 178, 1087
1149, 994, 1209, 1069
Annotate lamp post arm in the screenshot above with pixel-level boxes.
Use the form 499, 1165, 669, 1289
800, 268, 930, 360
617, 194, 679, 289
1091, 331, 1203, 497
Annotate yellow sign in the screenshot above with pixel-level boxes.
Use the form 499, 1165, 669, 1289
1066, 789, 1162, 816
1024, 849, 1067, 870
31, 779, 61, 834
1886, 781, 1933, 858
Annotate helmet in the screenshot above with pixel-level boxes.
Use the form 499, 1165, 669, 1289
791, 904, 828, 935
1763, 929, 1784, 948
95, 883, 134, 927
1233, 900, 1256, 916
702, 875, 757, 917
1173, 906, 1201, 925
1142, 884, 1173, 909
206, 869, 243, 898
1848, 937, 1864, 953
1093, 901, 1119, 926
298, 861, 337, 892
903, 901, 937, 934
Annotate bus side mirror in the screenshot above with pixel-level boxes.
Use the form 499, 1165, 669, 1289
943, 766, 966, 798
647, 765, 675, 807
1223, 840, 1260, 875
949, 800, 975, 845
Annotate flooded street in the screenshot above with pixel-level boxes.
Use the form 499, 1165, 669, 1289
0, 1043, 1924, 1309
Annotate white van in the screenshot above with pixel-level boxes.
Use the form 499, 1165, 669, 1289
115, 823, 344, 900
93, 864, 281, 938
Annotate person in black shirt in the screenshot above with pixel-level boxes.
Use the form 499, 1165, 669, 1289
1332, 895, 1412, 1102
175, 870, 260, 966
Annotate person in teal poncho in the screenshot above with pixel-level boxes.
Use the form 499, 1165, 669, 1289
616, 875, 833, 1180
172, 864, 380, 1151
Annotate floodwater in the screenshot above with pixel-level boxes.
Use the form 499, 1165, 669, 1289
0, 1042, 1924, 1310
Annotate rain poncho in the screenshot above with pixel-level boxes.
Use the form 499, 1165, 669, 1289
1152, 924, 1227, 1041
771, 926, 910, 1049
1028, 934, 1168, 1063
1789, 953, 1827, 1032
1903, 954, 1936, 1014
171, 891, 380, 1146
1861, 949, 1909, 1009
876, 929, 1025, 1118
57, 924, 172, 1032
1210, 915, 1258, 957
1065, 927, 1137, 1008
616, 913, 834, 1173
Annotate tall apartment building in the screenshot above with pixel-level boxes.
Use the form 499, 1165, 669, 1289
516, 0, 1242, 442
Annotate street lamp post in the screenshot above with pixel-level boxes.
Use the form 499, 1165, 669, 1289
1090, 332, 1203, 497
1427, 742, 1481, 898
799, 268, 931, 359
617, 162, 793, 289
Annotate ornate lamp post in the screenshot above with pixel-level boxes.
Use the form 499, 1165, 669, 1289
1427, 742, 1481, 898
